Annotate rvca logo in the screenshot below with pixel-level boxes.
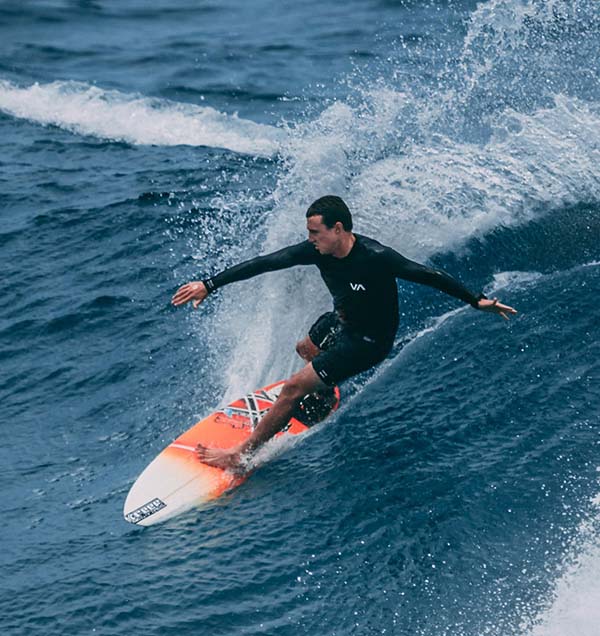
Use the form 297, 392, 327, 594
350, 282, 366, 291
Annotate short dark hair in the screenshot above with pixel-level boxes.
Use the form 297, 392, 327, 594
306, 195, 353, 231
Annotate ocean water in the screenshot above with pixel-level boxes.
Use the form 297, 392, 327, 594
1, 0, 599, 634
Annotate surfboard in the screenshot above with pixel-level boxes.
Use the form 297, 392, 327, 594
123, 380, 340, 526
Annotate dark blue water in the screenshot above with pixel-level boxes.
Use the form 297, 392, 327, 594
2, 1, 599, 634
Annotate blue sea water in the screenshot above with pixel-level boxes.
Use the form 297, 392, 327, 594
1, 0, 599, 634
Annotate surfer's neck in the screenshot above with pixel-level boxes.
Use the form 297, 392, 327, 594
332, 232, 356, 259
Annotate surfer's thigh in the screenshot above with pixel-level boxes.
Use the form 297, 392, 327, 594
307, 311, 343, 350
311, 332, 389, 386
283, 362, 328, 399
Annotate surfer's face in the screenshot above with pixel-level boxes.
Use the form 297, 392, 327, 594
306, 215, 342, 255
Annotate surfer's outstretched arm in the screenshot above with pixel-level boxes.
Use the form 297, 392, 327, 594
172, 241, 317, 308
384, 248, 517, 319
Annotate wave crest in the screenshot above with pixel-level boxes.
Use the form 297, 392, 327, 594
0, 79, 284, 156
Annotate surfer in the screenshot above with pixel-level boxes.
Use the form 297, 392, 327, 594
172, 195, 517, 471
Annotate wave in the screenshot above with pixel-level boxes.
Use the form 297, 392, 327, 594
523, 496, 600, 636
460, 0, 600, 112
0, 79, 284, 156
192, 0, 600, 396
208, 90, 600, 392
350, 95, 600, 258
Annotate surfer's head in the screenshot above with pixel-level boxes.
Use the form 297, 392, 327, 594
306, 196, 354, 257
306, 195, 353, 231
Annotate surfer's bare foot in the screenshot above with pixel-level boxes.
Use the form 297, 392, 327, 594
196, 444, 244, 473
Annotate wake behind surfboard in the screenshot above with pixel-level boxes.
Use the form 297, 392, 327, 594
124, 381, 340, 526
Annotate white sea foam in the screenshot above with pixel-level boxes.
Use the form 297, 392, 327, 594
153, 0, 600, 396
0, 79, 284, 156
216, 88, 600, 396
522, 496, 600, 636
488, 270, 544, 292
351, 94, 600, 258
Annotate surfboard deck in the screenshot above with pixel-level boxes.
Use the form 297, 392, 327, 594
123, 380, 340, 526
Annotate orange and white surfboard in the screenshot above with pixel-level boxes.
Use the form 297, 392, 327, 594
123, 381, 340, 526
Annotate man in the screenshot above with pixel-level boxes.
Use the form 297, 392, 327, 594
172, 195, 516, 471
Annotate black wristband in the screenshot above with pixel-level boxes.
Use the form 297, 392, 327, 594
471, 292, 487, 308
203, 278, 216, 294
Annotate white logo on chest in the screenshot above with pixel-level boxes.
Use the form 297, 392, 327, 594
350, 282, 366, 291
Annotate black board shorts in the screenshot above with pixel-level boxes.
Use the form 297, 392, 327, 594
308, 312, 390, 386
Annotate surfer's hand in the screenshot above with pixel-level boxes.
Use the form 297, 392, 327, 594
196, 444, 245, 474
477, 297, 517, 320
171, 281, 208, 309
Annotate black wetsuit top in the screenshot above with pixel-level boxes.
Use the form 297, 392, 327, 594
204, 234, 481, 349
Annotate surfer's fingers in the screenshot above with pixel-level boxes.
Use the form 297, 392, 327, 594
172, 294, 190, 306
193, 292, 207, 306
171, 286, 190, 303
173, 286, 200, 305
497, 303, 517, 315
174, 283, 207, 305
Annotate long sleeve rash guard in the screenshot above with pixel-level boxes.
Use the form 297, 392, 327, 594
203, 234, 481, 348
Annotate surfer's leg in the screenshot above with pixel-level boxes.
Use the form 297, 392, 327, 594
196, 365, 327, 471
242, 364, 327, 453
296, 336, 321, 362
297, 311, 341, 364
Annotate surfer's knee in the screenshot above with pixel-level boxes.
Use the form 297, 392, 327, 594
280, 376, 307, 403
296, 336, 320, 362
